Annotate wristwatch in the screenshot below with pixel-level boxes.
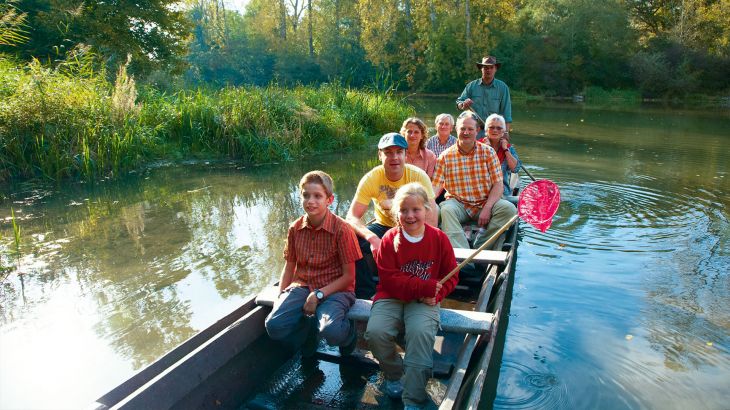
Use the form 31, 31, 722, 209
314, 289, 324, 301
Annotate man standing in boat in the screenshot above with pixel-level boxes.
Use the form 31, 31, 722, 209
265, 171, 362, 358
346, 133, 438, 299
456, 56, 513, 138
432, 111, 517, 260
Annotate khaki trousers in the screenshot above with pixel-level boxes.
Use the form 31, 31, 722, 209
365, 299, 440, 406
439, 198, 517, 249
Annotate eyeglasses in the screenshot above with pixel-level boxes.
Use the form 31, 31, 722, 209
488, 126, 503, 130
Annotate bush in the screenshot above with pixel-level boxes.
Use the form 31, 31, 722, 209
0, 57, 414, 183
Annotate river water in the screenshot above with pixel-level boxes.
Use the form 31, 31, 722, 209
1, 98, 728, 409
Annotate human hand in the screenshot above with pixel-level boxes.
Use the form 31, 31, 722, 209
368, 235, 382, 253
421, 296, 437, 306
478, 205, 492, 227
303, 292, 318, 316
499, 137, 509, 150
462, 98, 473, 109
435, 282, 442, 297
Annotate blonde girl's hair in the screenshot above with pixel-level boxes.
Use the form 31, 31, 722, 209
390, 182, 431, 251
299, 170, 334, 197
400, 117, 428, 150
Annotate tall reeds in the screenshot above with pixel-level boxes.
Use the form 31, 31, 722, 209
0, 56, 412, 183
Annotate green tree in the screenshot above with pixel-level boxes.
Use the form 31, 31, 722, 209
5, 0, 191, 75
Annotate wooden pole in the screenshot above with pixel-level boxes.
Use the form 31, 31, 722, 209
522, 167, 537, 182
439, 214, 518, 285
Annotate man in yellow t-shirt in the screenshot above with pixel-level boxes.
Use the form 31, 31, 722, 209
346, 132, 437, 298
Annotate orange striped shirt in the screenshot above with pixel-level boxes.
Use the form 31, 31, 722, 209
432, 141, 503, 217
284, 210, 362, 292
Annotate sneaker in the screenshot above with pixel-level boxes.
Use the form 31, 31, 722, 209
338, 320, 357, 356
382, 378, 403, 399
301, 317, 319, 358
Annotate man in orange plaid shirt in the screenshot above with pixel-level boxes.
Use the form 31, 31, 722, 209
431, 111, 517, 251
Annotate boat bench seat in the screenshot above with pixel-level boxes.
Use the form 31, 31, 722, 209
256, 286, 494, 334
453, 248, 509, 266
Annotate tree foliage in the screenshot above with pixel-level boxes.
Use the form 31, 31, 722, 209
1, 0, 191, 75
2, 0, 729, 98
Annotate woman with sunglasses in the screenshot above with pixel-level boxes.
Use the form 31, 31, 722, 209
484, 113, 522, 198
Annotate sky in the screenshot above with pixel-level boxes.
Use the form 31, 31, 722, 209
223, 0, 250, 13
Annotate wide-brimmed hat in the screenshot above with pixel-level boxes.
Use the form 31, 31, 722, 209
476, 56, 501, 69
378, 132, 408, 149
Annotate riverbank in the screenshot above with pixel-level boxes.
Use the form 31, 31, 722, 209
414, 88, 730, 109
0, 57, 413, 184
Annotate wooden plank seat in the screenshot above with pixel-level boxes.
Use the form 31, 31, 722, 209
256, 286, 494, 334
453, 247, 509, 266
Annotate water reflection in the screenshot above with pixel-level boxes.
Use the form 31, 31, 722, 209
0, 156, 377, 408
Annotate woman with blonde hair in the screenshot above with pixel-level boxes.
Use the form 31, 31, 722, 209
401, 117, 437, 178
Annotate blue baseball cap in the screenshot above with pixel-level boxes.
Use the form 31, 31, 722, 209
378, 132, 408, 150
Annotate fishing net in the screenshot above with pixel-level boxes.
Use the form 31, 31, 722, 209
518, 180, 561, 232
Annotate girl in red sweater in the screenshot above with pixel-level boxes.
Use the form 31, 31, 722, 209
364, 182, 459, 409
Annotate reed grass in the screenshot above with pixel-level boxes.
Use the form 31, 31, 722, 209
10, 207, 20, 253
0, 57, 413, 183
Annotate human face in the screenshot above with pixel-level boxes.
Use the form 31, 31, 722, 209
456, 117, 478, 149
379, 146, 405, 180
486, 120, 505, 143
480, 65, 497, 83
398, 195, 426, 236
404, 123, 423, 148
300, 182, 333, 225
437, 118, 453, 138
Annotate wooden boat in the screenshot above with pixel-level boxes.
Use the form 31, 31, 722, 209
92, 177, 521, 410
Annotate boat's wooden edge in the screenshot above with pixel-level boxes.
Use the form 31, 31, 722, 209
91, 294, 261, 410
107, 305, 271, 410
461, 221, 520, 409
256, 286, 494, 335
438, 264, 500, 409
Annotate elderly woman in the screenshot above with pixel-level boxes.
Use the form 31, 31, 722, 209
401, 117, 437, 178
484, 113, 521, 197
426, 113, 457, 159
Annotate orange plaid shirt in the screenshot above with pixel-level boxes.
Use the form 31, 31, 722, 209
432, 141, 503, 218
284, 210, 362, 292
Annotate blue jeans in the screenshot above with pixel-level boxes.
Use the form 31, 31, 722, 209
265, 286, 355, 348
354, 223, 391, 299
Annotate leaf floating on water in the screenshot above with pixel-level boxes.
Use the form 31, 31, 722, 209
625, 334, 633, 340
706, 342, 713, 347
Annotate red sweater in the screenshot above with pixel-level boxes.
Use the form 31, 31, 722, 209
373, 224, 459, 303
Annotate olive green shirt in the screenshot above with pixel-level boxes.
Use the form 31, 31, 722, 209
456, 78, 512, 124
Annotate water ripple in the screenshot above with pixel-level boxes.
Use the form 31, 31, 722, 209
519, 178, 727, 254
493, 361, 568, 409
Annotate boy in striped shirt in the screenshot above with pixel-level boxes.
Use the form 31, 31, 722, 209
265, 171, 362, 357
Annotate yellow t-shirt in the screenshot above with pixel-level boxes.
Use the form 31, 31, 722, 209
354, 164, 435, 227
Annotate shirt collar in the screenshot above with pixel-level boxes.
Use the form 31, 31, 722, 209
300, 210, 336, 233
478, 78, 496, 87
408, 148, 426, 160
